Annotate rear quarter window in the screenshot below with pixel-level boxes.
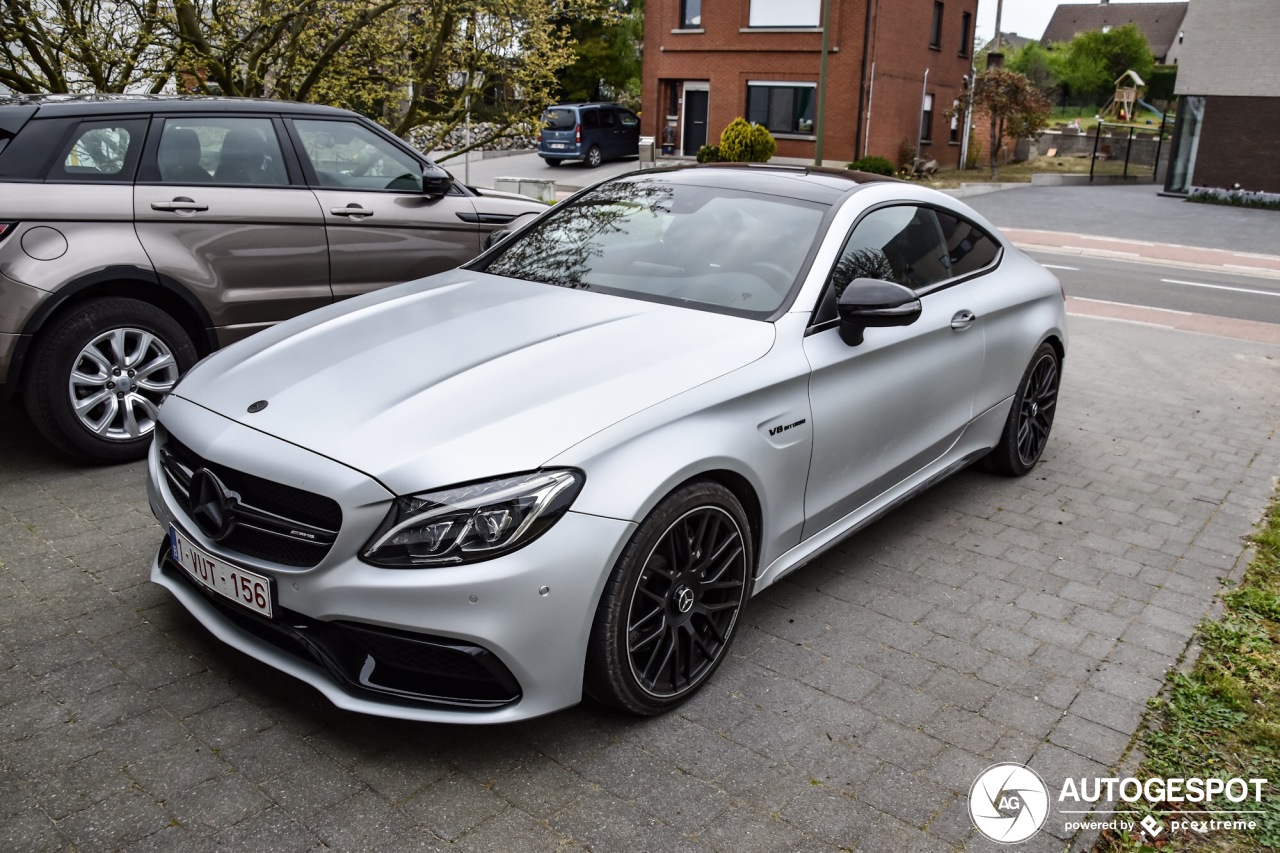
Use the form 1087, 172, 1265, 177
934, 210, 1001, 276
46, 119, 148, 183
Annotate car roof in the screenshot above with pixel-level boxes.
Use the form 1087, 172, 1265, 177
0, 93, 365, 120
611, 163, 900, 205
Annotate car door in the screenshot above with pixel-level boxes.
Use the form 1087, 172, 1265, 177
617, 108, 641, 157
598, 106, 620, 157
801, 204, 986, 536
133, 115, 330, 346
289, 117, 483, 300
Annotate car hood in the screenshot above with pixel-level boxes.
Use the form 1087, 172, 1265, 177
172, 270, 774, 495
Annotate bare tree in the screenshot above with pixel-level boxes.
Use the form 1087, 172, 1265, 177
3, 0, 609, 153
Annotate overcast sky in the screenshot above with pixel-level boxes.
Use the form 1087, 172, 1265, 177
974, 0, 1163, 45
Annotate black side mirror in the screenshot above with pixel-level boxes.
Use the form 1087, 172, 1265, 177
423, 162, 452, 198
483, 211, 541, 251
836, 278, 921, 346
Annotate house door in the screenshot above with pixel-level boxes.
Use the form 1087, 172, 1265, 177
682, 89, 708, 155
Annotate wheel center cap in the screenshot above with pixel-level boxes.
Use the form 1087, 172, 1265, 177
674, 585, 695, 614
1029, 401, 1039, 417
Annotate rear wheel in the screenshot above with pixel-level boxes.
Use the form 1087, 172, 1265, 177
985, 342, 1060, 476
544, 158, 563, 168
586, 481, 752, 715
24, 297, 197, 463
584, 145, 603, 168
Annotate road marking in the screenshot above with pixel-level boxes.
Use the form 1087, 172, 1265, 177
1160, 278, 1280, 298
1041, 264, 1079, 271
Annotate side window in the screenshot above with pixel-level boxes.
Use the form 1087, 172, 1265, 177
934, 210, 1001, 276
582, 110, 601, 130
155, 118, 287, 186
815, 205, 950, 324
619, 110, 640, 128
601, 109, 618, 128
48, 120, 146, 182
293, 119, 423, 192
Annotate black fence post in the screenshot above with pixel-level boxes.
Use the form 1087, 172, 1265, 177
1090, 124, 1101, 182
1153, 112, 1169, 183
1122, 126, 1134, 179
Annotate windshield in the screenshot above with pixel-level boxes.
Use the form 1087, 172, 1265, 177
480, 177, 828, 318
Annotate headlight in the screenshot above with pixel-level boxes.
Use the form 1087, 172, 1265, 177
361, 470, 584, 568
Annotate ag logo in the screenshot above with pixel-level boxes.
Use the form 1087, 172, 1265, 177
968, 763, 1050, 844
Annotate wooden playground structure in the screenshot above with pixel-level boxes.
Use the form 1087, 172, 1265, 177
1099, 69, 1158, 123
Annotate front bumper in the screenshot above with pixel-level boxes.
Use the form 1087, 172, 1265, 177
148, 395, 635, 723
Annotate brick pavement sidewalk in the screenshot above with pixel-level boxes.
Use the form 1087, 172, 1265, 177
1, 314, 1279, 852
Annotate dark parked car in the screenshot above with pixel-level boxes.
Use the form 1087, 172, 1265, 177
0, 94, 545, 462
538, 103, 640, 168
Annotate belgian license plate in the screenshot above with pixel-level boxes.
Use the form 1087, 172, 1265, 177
550, 143, 568, 149
170, 526, 273, 618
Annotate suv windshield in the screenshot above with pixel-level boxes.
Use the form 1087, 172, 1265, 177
480, 177, 828, 318
542, 108, 577, 130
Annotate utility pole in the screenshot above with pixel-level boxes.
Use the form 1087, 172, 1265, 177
992, 0, 1004, 52
814, 0, 833, 165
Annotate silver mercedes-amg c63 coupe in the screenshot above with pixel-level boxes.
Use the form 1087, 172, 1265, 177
146, 164, 1066, 723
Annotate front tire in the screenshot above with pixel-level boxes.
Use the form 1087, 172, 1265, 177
585, 481, 753, 715
24, 297, 197, 463
985, 342, 1060, 476
584, 145, 603, 168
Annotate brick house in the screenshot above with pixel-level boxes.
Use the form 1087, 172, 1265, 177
643, 0, 979, 167
1164, 0, 1280, 195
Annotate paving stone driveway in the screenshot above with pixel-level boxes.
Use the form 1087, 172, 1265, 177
2, 314, 1278, 853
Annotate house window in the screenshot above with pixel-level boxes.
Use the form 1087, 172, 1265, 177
680, 0, 701, 28
746, 82, 817, 135
960, 11, 972, 56
930, 2, 944, 49
920, 94, 934, 142
749, 0, 820, 28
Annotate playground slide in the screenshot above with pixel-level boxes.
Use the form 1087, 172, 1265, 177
1137, 99, 1164, 119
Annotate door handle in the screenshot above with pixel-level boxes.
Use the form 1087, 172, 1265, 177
151, 197, 207, 212
330, 204, 374, 218
950, 310, 977, 331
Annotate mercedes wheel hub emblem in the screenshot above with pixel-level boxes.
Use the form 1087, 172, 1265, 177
675, 586, 695, 613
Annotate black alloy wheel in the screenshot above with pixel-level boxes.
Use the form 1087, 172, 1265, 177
586, 482, 752, 714
1016, 350, 1059, 467
986, 342, 1061, 476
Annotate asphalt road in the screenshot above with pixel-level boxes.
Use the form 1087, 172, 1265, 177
1025, 248, 1280, 325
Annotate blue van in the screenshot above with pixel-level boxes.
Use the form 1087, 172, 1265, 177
538, 103, 641, 168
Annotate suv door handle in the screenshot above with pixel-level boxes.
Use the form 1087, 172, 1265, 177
950, 310, 977, 330
330, 205, 374, 218
151, 197, 208, 212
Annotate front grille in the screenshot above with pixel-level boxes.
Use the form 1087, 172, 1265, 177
161, 548, 521, 710
159, 430, 341, 568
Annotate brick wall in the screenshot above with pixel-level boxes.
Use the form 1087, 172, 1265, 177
643, 0, 976, 167
1192, 96, 1280, 194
